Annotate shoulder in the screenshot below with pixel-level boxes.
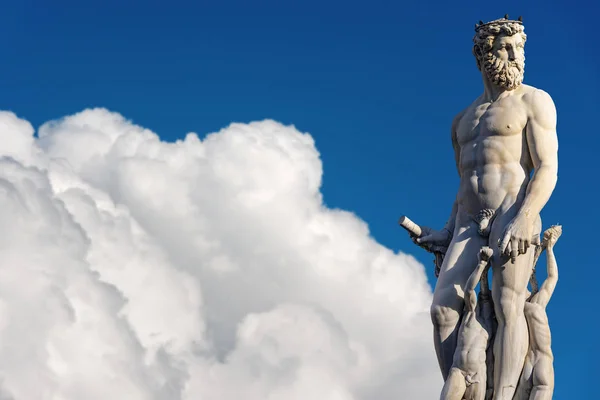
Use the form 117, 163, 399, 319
521, 86, 557, 127
520, 86, 556, 113
451, 103, 472, 131
452, 108, 467, 124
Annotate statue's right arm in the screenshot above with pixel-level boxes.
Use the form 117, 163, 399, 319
451, 110, 464, 179
417, 111, 465, 246
444, 110, 467, 234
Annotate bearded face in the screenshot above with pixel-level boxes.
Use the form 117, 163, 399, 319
482, 51, 524, 90
475, 32, 526, 91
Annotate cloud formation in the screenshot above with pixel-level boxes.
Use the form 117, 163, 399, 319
0, 108, 439, 399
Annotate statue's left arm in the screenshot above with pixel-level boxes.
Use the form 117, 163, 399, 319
500, 90, 558, 261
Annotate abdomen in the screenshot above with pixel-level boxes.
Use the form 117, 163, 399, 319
458, 138, 529, 214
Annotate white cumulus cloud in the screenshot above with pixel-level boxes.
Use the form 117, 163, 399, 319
0, 108, 440, 399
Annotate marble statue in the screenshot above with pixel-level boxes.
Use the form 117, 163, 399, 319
398, 15, 559, 400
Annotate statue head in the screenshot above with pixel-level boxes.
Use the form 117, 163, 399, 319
473, 16, 527, 90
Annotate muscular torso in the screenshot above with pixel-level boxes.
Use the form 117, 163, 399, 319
524, 302, 552, 357
516, 301, 554, 396
454, 85, 537, 216
453, 308, 492, 372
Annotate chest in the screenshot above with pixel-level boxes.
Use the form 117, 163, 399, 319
456, 101, 528, 146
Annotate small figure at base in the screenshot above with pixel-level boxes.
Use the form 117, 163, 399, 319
514, 225, 561, 400
441, 247, 495, 400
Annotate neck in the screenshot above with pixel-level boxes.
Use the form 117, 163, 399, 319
481, 70, 509, 102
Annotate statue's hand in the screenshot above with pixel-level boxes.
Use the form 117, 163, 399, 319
542, 225, 563, 249
499, 213, 533, 263
415, 227, 452, 250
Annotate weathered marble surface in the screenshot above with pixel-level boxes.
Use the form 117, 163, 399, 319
399, 15, 560, 400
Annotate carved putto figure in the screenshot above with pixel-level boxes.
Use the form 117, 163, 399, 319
441, 247, 495, 400
514, 225, 561, 400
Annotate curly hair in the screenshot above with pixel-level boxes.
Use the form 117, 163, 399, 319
472, 19, 527, 71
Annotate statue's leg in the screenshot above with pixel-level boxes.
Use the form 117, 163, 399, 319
488, 212, 541, 400
440, 368, 467, 400
431, 212, 486, 379
530, 356, 554, 400
485, 336, 495, 400
512, 350, 533, 400
530, 386, 553, 400
469, 366, 488, 400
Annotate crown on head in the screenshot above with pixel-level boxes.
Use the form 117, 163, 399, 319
475, 14, 523, 32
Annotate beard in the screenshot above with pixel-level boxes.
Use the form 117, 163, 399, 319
483, 53, 525, 90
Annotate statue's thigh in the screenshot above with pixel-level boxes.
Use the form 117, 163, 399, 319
513, 356, 533, 400
441, 368, 467, 400
465, 382, 485, 400
488, 211, 535, 295
532, 357, 554, 389
434, 221, 486, 305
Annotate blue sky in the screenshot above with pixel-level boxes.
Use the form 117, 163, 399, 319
2, 0, 597, 397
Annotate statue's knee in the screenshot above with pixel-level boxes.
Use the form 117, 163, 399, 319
430, 303, 460, 328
